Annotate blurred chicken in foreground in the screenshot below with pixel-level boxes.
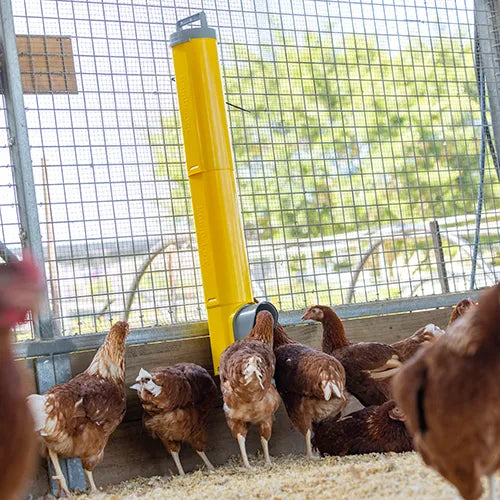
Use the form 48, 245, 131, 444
393, 284, 500, 500
0, 252, 42, 500
219, 310, 281, 468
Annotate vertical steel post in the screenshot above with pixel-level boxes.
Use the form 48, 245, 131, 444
475, 0, 500, 173
430, 220, 450, 294
0, 0, 54, 339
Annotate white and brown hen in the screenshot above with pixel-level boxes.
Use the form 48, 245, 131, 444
131, 363, 218, 475
219, 310, 281, 468
28, 321, 130, 495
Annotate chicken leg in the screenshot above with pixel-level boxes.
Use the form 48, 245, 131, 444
170, 450, 185, 476
196, 450, 215, 471
260, 436, 271, 466
84, 469, 98, 493
305, 429, 319, 460
489, 475, 497, 500
48, 449, 70, 497
237, 433, 251, 468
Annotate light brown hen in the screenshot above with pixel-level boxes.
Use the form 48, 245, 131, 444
28, 321, 129, 495
219, 310, 281, 468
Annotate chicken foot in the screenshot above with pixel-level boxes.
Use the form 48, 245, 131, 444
305, 429, 320, 460
196, 450, 215, 471
48, 449, 70, 498
84, 469, 98, 494
237, 433, 251, 469
260, 436, 271, 466
170, 450, 185, 476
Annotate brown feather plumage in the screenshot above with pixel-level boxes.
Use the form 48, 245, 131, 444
393, 284, 500, 500
31, 321, 129, 473
303, 305, 399, 406
312, 400, 413, 456
135, 363, 218, 455
219, 311, 280, 443
391, 324, 445, 363
447, 298, 477, 327
273, 323, 347, 437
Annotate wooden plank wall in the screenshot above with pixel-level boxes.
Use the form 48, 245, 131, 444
24, 307, 452, 496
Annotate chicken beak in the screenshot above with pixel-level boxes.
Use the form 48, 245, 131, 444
301, 311, 311, 321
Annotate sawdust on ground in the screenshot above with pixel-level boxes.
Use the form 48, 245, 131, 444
69, 452, 498, 499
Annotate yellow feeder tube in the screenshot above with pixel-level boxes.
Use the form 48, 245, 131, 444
170, 13, 254, 373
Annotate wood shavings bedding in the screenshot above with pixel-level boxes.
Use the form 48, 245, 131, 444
69, 452, 499, 499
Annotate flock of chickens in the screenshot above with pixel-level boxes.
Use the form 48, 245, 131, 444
1, 254, 499, 500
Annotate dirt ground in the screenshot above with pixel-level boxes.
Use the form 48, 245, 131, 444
69, 451, 498, 499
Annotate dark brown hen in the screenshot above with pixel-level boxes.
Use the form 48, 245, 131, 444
303, 305, 401, 406
132, 363, 218, 475
312, 400, 412, 456
219, 310, 281, 467
393, 284, 500, 500
273, 323, 346, 459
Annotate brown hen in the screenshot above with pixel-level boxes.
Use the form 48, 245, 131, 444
302, 305, 401, 406
312, 400, 412, 456
219, 310, 281, 468
391, 323, 445, 363
273, 322, 346, 459
0, 254, 41, 500
447, 297, 477, 327
131, 363, 217, 475
28, 321, 130, 495
393, 284, 500, 500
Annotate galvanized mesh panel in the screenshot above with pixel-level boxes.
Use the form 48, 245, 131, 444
3, 0, 499, 337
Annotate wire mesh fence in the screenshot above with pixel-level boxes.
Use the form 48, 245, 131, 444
1, 0, 499, 339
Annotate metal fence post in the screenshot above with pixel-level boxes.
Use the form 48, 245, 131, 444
475, 0, 500, 174
0, 0, 54, 339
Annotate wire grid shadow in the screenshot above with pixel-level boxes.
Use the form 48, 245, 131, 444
1, 0, 499, 338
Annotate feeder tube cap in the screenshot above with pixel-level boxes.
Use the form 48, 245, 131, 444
233, 301, 279, 341
170, 11, 217, 47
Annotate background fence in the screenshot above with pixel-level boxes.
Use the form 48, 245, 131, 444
1, 0, 499, 341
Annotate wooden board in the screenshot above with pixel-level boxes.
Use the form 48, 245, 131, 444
24, 307, 453, 496
16, 35, 77, 94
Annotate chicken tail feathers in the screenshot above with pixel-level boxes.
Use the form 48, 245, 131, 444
243, 356, 265, 389
322, 380, 343, 401
27, 394, 47, 432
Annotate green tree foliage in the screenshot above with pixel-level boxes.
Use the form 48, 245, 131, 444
152, 32, 499, 241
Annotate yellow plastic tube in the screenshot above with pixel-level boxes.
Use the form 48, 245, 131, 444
171, 13, 253, 373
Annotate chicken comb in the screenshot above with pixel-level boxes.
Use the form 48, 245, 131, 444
0, 250, 42, 327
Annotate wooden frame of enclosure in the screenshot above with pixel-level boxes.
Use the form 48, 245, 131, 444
21, 306, 456, 497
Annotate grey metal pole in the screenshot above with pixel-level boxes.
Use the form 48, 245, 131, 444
0, 0, 54, 339
475, 0, 500, 172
